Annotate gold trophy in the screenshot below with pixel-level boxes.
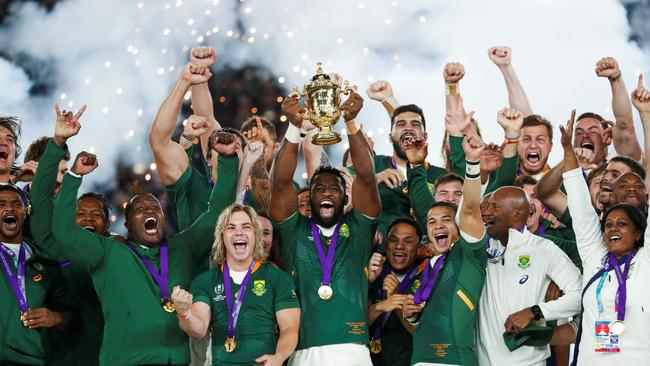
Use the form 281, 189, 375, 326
291, 62, 352, 145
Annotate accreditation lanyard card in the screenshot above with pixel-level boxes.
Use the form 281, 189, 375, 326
594, 320, 621, 353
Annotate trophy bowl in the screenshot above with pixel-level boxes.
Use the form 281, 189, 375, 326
292, 63, 351, 145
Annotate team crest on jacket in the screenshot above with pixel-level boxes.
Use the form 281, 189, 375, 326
517, 255, 531, 269
213, 283, 226, 301
252, 280, 267, 296
33, 262, 44, 271
411, 279, 421, 293
427, 182, 434, 193
339, 223, 350, 237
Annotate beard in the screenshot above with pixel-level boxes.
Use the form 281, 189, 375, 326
392, 139, 408, 161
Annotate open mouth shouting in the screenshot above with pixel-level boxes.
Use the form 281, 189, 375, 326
83, 225, 97, 233
143, 216, 159, 235
432, 230, 450, 249
391, 251, 408, 266
232, 238, 248, 255
319, 199, 335, 220
608, 234, 621, 244
0, 148, 9, 164
581, 142, 595, 152
526, 151, 541, 168
2, 213, 19, 232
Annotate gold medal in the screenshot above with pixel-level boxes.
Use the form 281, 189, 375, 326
162, 298, 176, 313
318, 284, 333, 300
224, 337, 237, 352
610, 320, 626, 335
369, 338, 382, 354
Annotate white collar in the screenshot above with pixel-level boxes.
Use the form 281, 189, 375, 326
316, 224, 337, 237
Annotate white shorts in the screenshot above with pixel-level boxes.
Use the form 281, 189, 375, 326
288, 343, 372, 366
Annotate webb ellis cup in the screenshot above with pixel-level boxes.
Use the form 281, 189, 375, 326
292, 62, 352, 145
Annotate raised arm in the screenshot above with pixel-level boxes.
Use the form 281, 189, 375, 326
344, 91, 381, 217
171, 285, 211, 339
596, 57, 642, 160
459, 132, 486, 240
236, 141, 264, 202
488, 46, 533, 116
149, 62, 211, 186
189, 47, 222, 159
52, 153, 109, 272
443, 62, 465, 116
631, 74, 650, 255
535, 162, 568, 217
366, 80, 398, 117
405, 137, 434, 230
560, 110, 606, 264
269, 96, 304, 222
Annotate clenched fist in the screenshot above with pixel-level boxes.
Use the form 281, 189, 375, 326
281, 95, 307, 129
190, 46, 217, 67
171, 285, 193, 317
488, 46, 512, 67
365, 80, 394, 102
181, 62, 212, 85
443, 62, 465, 84
595, 57, 621, 81
71, 151, 98, 176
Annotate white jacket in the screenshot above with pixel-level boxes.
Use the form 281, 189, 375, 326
476, 228, 582, 365
564, 167, 650, 365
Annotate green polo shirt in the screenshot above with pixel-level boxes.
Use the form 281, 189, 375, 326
274, 209, 376, 350
0, 243, 74, 365
411, 235, 487, 366
50, 155, 237, 366
191, 262, 299, 365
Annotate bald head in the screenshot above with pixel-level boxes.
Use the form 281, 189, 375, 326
483, 187, 530, 243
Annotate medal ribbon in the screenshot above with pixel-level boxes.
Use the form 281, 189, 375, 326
536, 223, 545, 237
126, 241, 170, 301
608, 250, 637, 321
0, 243, 29, 313
371, 263, 420, 341
310, 220, 342, 287
413, 254, 446, 305
223, 259, 257, 340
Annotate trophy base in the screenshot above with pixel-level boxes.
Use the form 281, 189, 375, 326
311, 131, 342, 145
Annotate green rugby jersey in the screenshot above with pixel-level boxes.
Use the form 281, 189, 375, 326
191, 262, 299, 365
411, 236, 487, 366
50, 155, 237, 366
274, 209, 377, 349
165, 158, 214, 231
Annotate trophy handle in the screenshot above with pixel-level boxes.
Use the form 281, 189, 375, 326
340, 80, 352, 96
290, 86, 303, 100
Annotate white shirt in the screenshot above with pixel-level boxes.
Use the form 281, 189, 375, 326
564, 167, 650, 365
476, 229, 582, 366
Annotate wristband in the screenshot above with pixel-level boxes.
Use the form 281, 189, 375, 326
284, 124, 303, 144
181, 134, 195, 142
505, 137, 520, 144
465, 160, 480, 180
382, 96, 399, 111
445, 83, 458, 96
176, 309, 192, 320
345, 119, 359, 135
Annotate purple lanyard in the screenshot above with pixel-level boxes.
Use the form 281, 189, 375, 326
0, 243, 29, 313
390, 158, 406, 187
223, 260, 257, 339
310, 220, 342, 287
413, 254, 446, 305
126, 241, 170, 301
242, 187, 249, 206
608, 250, 637, 321
536, 224, 545, 236
371, 263, 420, 340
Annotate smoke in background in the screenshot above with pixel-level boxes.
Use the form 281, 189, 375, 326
0, 0, 648, 187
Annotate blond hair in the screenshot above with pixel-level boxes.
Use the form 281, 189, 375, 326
211, 204, 265, 266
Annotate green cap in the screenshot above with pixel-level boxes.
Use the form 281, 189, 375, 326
503, 324, 554, 351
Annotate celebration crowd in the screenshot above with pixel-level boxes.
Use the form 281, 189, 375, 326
1, 45, 650, 366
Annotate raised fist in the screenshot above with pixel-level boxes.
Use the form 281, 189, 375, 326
242, 140, 264, 167
190, 46, 217, 67
443, 62, 465, 84
341, 91, 364, 121
54, 104, 87, 146
462, 131, 485, 162
183, 115, 210, 138
171, 285, 193, 317
71, 151, 98, 176
365, 80, 394, 102
210, 129, 240, 157
367, 252, 385, 283
281, 95, 307, 129
496, 107, 524, 137
595, 57, 621, 81
181, 62, 212, 85
488, 46, 512, 67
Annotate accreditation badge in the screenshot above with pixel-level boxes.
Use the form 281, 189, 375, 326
594, 320, 621, 353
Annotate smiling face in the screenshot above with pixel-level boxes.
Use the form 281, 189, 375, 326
76, 196, 109, 235
427, 205, 459, 255
435, 179, 463, 206
223, 210, 256, 263
612, 172, 647, 210
599, 161, 633, 208
573, 117, 608, 164
125, 194, 164, 247
0, 126, 17, 175
390, 111, 427, 160
386, 222, 420, 273
588, 170, 605, 210
603, 208, 641, 257
0, 190, 26, 243
518, 125, 552, 176
309, 172, 346, 227
483, 187, 529, 242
